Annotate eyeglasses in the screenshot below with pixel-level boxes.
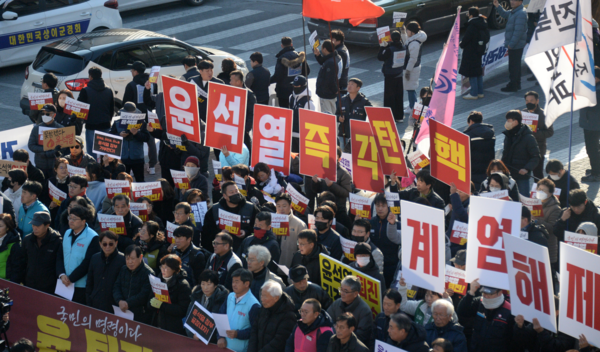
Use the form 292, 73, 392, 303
212, 241, 226, 246
70, 145, 81, 149
101, 242, 116, 248
68, 185, 80, 189
338, 288, 355, 295
173, 211, 186, 216
298, 309, 312, 315
67, 216, 81, 222
297, 242, 310, 247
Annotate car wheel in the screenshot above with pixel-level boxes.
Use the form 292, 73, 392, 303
489, 0, 510, 29
184, 0, 203, 6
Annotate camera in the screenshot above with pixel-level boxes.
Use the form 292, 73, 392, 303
0, 289, 12, 316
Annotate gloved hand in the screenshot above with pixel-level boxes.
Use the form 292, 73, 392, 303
150, 297, 163, 309
54, 145, 63, 158
180, 134, 189, 146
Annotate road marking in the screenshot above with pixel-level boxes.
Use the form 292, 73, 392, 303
452, 96, 523, 130
158, 10, 263, 37
0, 103, 22, 112
231, 28, 306, 51
0, 83, 21, 89
236, 52, 270, 62
125, 5, 221, 28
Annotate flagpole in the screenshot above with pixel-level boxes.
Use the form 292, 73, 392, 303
566, 0, 580, 208
301, 0, 311, 104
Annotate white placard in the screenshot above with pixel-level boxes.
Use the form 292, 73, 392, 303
112, 305, 134, 321
212, 313, 231, 338
67, 164, 86, 177
478, 189, 510, 200
54, 279, 74, 301
375, 339, 408, 352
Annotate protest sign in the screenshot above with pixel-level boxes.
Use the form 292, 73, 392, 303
118, 112, 145, 131
299, 109, 337, 180
147, 110, 162, 130
131, 182, 163, 202
320, 253, 381, 319
67, 164, 86, 177
430, 119, 471, 194
149, 274, 171, 304
466, 196, 521, 290
191, 201, 208, 227
401, 200, 446, 293
212, 160, 222, 182
340, 236, 357, 261
271, 213, 289, 236
0, 160, 27, 177
505, 234, 556, 332
351, 119, 384, 193
130, 202, 148, 222
63, 97, 90, 120
28, 92, 52, 111
519, 194, 544, 217
449, 221, 469, 246
393, 12, 407, 27
166, 133, 187, 151
218, 208, 241, 236
377, 26, 391, 46
385, 191, 400, 215
349, 193, 371, 219
43, 126, 76, 151
564, 231, 598, 254
445, 265, 467, 296
339, 152, 352, 175
309, 30, 320, 50
411, 103, 428, 120
205, 82, 247, 154
184, 302, 216, 344
170, 170, 190, 190
162, 75, 202, 144
521, 112, 539, 133
408, 149, 430, 172
479, 189, 510, 200
105, 179, 131, 199
149, 66, 160, 83
166, 221, 178, 244
251, 105, 293, 175
375, 339, 408, 352
286, 183, 309, 215
93, 131, 123, 159
366, 107, 408, 177
0, 126, 36, 166
97, 214, 126, 236
37, 126, 54, 145
558, 242, 600, 347
234, 174, 247, 196
48, 182, 67, 206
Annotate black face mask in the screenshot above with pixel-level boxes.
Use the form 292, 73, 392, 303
351, 235, 365, 243
314, 221, 329, 231
228, 193, 245, 205
526, 103, 537, 110
293, 86, 306, 95
421, 97, 431, 106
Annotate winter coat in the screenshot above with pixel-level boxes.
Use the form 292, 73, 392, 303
189, 171, 209, 197
123, 74, 150, 115
327, 296, 373, 345
447, 193, 470, 257
173, 243, 208, 287
181, 66, 200, 82
109, 210, 143, 254
425, 321, 468, 352
246, 64, 271, 103
54, 108, 83, 135
370, 212, 402, 283
289, 87, 316, 136
342, 238, 384, 275
85, 181, 106, 211
4, 186, 22, 222
327, 332, 369, 352
386, 322, 430, 352
554, 201, 600, 245
28, 87, 59, 124
249, 267, 285, 301
525, 106, 554, 150
537, 196, 561, 263
217, 71, 233, 85
136, 237, 169, 274
78, 78, 115, 131
102, 162, 126, 180
580, 85, 600, 130
284, 283, 333, 318
0, 229, 24, 283
378, 41, 405, 76
206, 250, 244, 292
65, 152, 96, 169
348, 253, 386, 293
513, 320, 577, 352
336, 93, 372, 139
109, 118, 150, 163
277, 212, 306, 268
202, 197, 260, 252
86, 250, 126, 313
308, 164, 353, 224
501, 124, 540, 180
285, 311, 334, 352
464, 123, 495, 184
28, 121, 64, 171
271, 47, 309, 92
290, 244, 330, 286
496, 3, 528, 49
22, 227, 62, 294
315, 228, 343, 262
151, 271, 191, 335
316, 43, 349, 91
238, 230, 281, 273
395, 186, 445, 210
403, 31, 427, 90
41, 176, 69, 224
399, 284, 458, 326
316, 51, 342, 100
191, 76, 225, 122
112, 262, 155, 324
18, 200, 49, 236
186, 284, 229, 340
248, 292, 297, 352
370, 310, 400, 350
219, 143, 250, 167
0, 192, 15, 221
479, 173, 521, 202
459, 17, 487, 77
522, 221, 549, 248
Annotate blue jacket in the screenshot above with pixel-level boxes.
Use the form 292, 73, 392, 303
219, 143, 250, 167
86, 181, 106, 211
425, 321, 468, 352
496, 4, 528, 49
218, 291, 261, 352
109, 120, 150, 162
18, 200, 49, 236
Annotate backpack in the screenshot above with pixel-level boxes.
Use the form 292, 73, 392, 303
477, 23, 491, 55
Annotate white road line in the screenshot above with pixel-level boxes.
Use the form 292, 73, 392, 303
188, 14, 303, 45
0, 103, 22, 112
125, 5, 221, 28
157, 10, 263, 37
231, 28, 306, 51
452, 96, 524, 130
266, 59, 316, 74
0, 83, 21, 89
237, 52, 270, 62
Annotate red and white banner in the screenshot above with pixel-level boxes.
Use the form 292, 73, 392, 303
299, 109, 337, 180
340, 236, 358, 261
286, 183, 309, 215
408, 149, 430, 172
429, 119, 471, 194
564, 231, 598, 254
130, 202, 148, 222
386, 191, 400, 215
63, 97, 90, 120
48, 182, 66, 206
350, 120, 384, 193
97, 214, 126, 236
37, 126, 54, 145
131, 182, 163, 202
205, 82, 247, 154
218, 208, 241, 237
149, 274, 171, 304
170, 170, 190, 190
28, 92, 53, 111
449, 220, 468, 246
251, 105, 293, 175
105, 179, 131, 200
147, 111, 162, 130
162, 75, 202, 144
504, 234, 556, 332
166, 221, 178, 244
349, 193, 372, 219
519, 194, 544, 218
67, 164, 86, 177
466, 196, 521, 290
558, 242, 600, 347
149, 66, 161, 84
401, 200, 446, 293
521, 112, 539, 133
366, 107, 408, 177
271, 213, 290, 236
445, 265, 467, 296
479, 189, 510, 200
412, 103, 428, 120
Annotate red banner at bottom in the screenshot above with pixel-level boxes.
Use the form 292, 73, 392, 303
1, 279, 221, 351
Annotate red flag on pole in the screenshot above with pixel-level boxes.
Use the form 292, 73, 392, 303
302, 0, 384, 26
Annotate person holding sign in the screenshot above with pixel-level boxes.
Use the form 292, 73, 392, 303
553, 189, 600, 247
191, 60, 225, 123
314, 40, 342, 114
186, 269, 230, 343
136, 220, 169, 272
275, 193, 307, 268
532, 178, 561, 272
315, 30, 350, 99
327, 276, 373, 345
64, 136, 95, 169
54, 90, 84, 136
520, 206, 549, 247
463, 112, 495, 188
27, 103, 64, 178
285, 297, 334, 352
398, 276, 457, 327
110, 102, 150, 182
370, 194, 402, 287
172, 202, 202, 248
110, 195, 143, 253
523, 91, 554, 181
28, 73, 59, 124
313, 206, 343, 261
447, 182, 472, 257
348, 243, 386, 293
289, 75, 316, 153
270, 37, 309, 109
41, 158, 69, 226
377, 30, 405, 122
327, 313, 369, 352
403, 22, 427, 114
390, 169, 445, 210
149, 254, 192, 336
85, 231, 125, 313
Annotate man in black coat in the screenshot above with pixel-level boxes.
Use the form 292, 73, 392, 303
111, 195, 143, 253
464, 111, 495, 188
191, 60, 225, 122
502, 110, 540, 197
22, 212, 62, 294
238, 211, 281, 273
181, 55, 200, 82
28, 73, 59, 124
206, 232, 244, 291
327, 313, 369, 352
284, 265, 332, 319
123, 61, 150, 116
86, 231, 126, 313
520, 206, 549, 248
315, 40, 342, 115
172, 225, 207, 287
387, 313, 430, 352
290, 229, 330, 286
230, 70, 256, 159
377, 30, 405, 122
270, 37, 309, 109
545, 159, 580, 208
370, 289, 402, 350
390, 169, 445, 210
524, 91, 553, 180
315, 29, 349, 97
113, 245, 154, 324
459, 9, 487, 100
553, 189, 600, 243
246, 52, 271, 105
336, 78, 372, 149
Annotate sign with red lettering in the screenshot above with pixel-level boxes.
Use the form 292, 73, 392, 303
38, 126, 55, 145
130, 202, 148, 222
67, 164, 86, 177
162, 75, 202, 144
251, 105, 293, 175
0, 160, 27, 178
63, 97, 90, 120
466, 196, 521, 290
131, 182, 163, 202
271, 213, 289, 236
401, 200, 446, 293
166, 221, 178, 244
48, 182, 66, 206
521, 112, 539, 133
564, 231, 598, 253
218, 208, 241, 236
366, 107, 408, 177
149, 274, 171, 304
445, 265, 467, 296
147, 111, 162, 130
412, 103, 428, 120
170, 170, 190, 190
479, 189, 510, 200
149, 66, 161, 84
450, 221, 468, 245
351, 120, 384, 193
519, 194, 544, 218
430, 120, 471, 194
349, 193, 372, 219
184, 302, 216, 345
408, 149, 430, 172
105, 179, 131, 199
299, 109, 337, 180
28, 92, 53, 111
505, 234, 556, 332
558, 243, 600, 346
286, 183, 309, 215
386, 191, 400, 215
205, 82, 247, 154
97, 214, 126, 236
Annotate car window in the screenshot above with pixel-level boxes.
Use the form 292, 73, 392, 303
44, 0, 71, 11
4, 0, 42, 16
149, 44, 190, 67
95, 50, 113, 69
112, 46, 150, 71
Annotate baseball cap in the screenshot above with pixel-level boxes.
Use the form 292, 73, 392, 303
480, 286, 501, 294
450, 249, 466, 266
128, 61, 146, 73
292, 75, 307, 87
41, 104, 57, 113
289, 265, 309, 283
30, 211, 51, 226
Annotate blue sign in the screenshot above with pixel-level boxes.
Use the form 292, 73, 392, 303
0, 19, 90, 51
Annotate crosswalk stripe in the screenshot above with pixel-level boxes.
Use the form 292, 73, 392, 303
157, 10, 263, 37
0, 103, 22, 112
236, 52, 270, 63
188, 14, 303, 45
125, 5, 221, 28
452, 96, 523, 131
0, 82, 21, 89
231, 28, 306, 51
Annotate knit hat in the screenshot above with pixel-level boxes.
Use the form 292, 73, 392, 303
354, 242, 372, 256
185, 156, 200, 167
576, 222, 598, 237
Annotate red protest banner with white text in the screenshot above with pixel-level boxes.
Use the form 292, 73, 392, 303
286, 184, 309, 215
521, 112, 539, 133
340, 236, 358, 261
166, 221, 178, 244
408, 149, 430, 172
564, 231, 598, 253
558, 242, 600, 347
205, 82, 247, 154
218, 208, 241, 236
466, 196, 521, 290
505, 234, 557, 332
48, 182, 66, 206
429, 119, 471, 194
251, 105, 293, 175
130, 202, 148, 222
149, 274, 171, 304
445, 265, 467, 296
131, 182, 163, 202
67, 164, 85, 177
170, 170, 190, 190
519, 194, 544, 218
350, 120, 384, 193
105, 179, 131, 199
299, 109, 337, 180
97, 214, 126, 236
63, 97, 90, 120
349, 193, 371, 219
450, 221, 468, 246
271, 213, 290, 236
28, 92, 53, 111
366, 107, 408, 177
162, 75, 202, 144
401, 200, 446, 293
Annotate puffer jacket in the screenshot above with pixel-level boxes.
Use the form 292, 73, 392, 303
328, 332, 369, 352
464, 123, 495, 185
284, 282, 332, 319
22, 227, 62, 294
113, 262, 155, 324
496, 3, 528, 50
151, 271, 191, 335
271, 47, 310, 92
425, 321, 468, 352
248, 292, 297, 352
336, 92, 372, 139
403, 31, 427, 90
316, 51, 342, 100
290, 243, 330, 286
28, 120, 64, 171
502, 124, 540, 180
86, 250, 126, 313
537, 196, 561, 263
238, 230, 281, 273
4, 186, 22, 222
285, 310, 334, 352
0, 229, 24, 283
186, 284, 229, 340
327, 296, 373, 346
387, 322, 430, 352
316, 43, 349, 91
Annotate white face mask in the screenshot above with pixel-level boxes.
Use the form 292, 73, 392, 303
535, 190, 548, 201
184, 166, 200, 179
489, 186, 501, 192
356, 256, 370, 267
42, 114, 53, 123
482, 293, 505, 310
549, 174, 560, 181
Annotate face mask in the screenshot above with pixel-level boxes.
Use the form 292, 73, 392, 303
228, 193, 245, 205
184, 166, 200, 179
253, 227, 267, 239
314, 221, 329, 231
42, 114, 53, 123
293, 86, 305, 95
535, 190, 548, 201
356, 256, 370, 267
351, 235, 365, 243
482, 293, 505, 310
421, 97, 431, 106
525, 103, 537, 110
504, 121, 514, 130
549, 174, 561, 181
489, 186, 501, 192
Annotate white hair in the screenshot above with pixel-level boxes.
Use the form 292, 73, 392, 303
261, 280, 282, 297
248, 245, 271, 266
432, 299, 454, 316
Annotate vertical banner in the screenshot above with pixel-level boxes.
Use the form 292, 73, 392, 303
149, 274, 171, 304
558, 242, 600, 347
286, 184, 309, 215
251, 105, 293, 175
504, 234, 556, 332
564, 231, 598, 254
131, 182, 163, 202
401, 200, 446, 293
166, 221, 178, 244
271, 213, 290, 236
366, 107, 408, 177
170, 170, 190, 190
349, 193, 372, 219
350, 120, 384, 193
162, 75, 202, 144
299, 109, 337, 180
466, 196, 521, 290
105, 179, 131, 199
205, 82, 247, 154
429, 119, 471, 194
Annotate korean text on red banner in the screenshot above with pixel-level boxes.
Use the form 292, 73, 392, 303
48, 182, 67, 206
349, 193, 372, 219
63, 97, 90, 120
131, 181, 163, 202
166, 221, 178, 244
366, 107, 408, 177
162, 75, 202, 144
445, 265, 467, 296
286, 183, 309, 215
564, 231, 598, 253
430, 119, 471, 194
299, 109, 337, 180
28, 92, 52, 111
105, 179, 131, 199
251, 105, 293, 175
271, 213, 290, 236
149, 274, 171, 304
350, 119, 384, 193
205, 82, 247, 154
519, 194, 544, 217
98, 214, 126, 236
170, 169, 190, 190
130, 202, 148, 222
218, 208, 241, 236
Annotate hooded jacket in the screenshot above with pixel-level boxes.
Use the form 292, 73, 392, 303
271, 49, 310, 91
284, 283, 333, 319
152, 270, 192, 335
403, 31, 427, 91
78, 78, 115, 130
123, 73, 150, 115
0, 229, 24, 283
425, 321, 468, 352
576, 221, 598, 237
336, 92, 372, 139
28, 120, 64, 171
86, 250, 126, 313
285, 311, 334, 352
464, 123, 496, 184
291, 244, 330, 286
22, 227, 62, 294
113, 262, 155, 324
110, 110, 150, 163
316, 51, 342, 100
387, 322, 430, 352
327, 296, 373, 345
248, 292, 297, 352
502, 124, 541, 181
459, 16, 488, 78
